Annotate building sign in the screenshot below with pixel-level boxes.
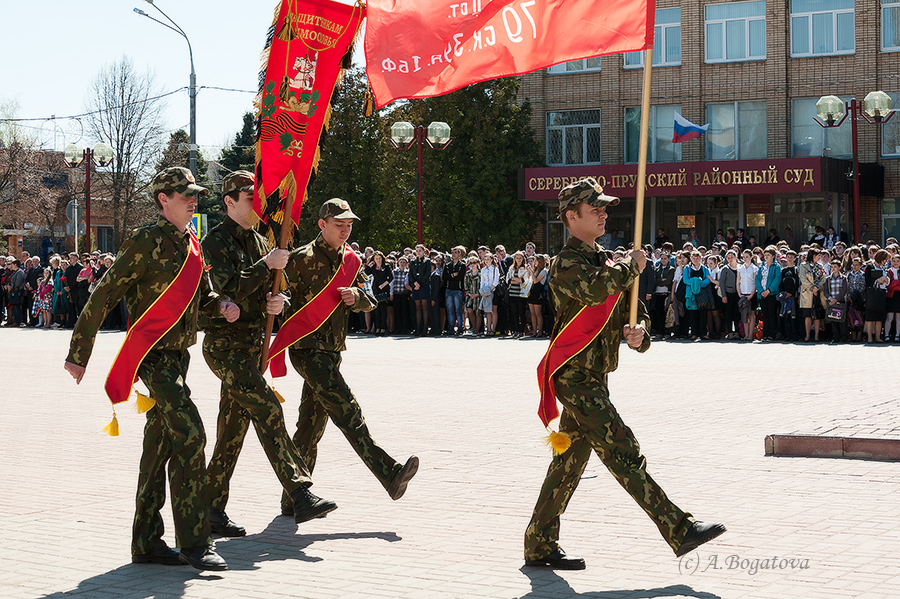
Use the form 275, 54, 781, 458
519, 157, 840, 201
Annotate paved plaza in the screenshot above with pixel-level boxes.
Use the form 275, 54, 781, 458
2, 328, 899, 599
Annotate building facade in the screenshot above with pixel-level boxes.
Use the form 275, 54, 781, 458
517, 0, 900, 252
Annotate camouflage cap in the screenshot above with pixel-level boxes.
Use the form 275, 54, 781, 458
222, 170, 255, 196
319, 198, 359, 220
151, 167, 209, 197
558, 177, 619, 217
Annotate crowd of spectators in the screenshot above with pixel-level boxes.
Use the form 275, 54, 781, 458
4, 224, 899, 346
1, 250, 126, 330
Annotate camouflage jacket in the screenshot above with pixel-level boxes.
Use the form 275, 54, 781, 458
199, 216, 273, 339
283, 233, 376, 353
548, 236, 651, 378
66, 217, 215, 367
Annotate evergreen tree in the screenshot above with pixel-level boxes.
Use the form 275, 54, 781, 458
219, 112, 256, 174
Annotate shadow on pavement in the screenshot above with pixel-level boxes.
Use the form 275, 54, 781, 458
38, 563, 216, 599
518, 568, 722, 599
212, 515, 401, 571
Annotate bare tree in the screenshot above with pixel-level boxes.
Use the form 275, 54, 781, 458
0, 99, 39, 208
84, 56, 167, 247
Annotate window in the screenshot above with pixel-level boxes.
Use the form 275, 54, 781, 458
705, 1, 766, 63
706, 101, 767, 160
97, 227, 115, 253
882, 93, 900, 156
790, 97, 851, 158
624, 9, 682, 68
546, 110, 602, 165
624, 105, 682, 163
885, 0, 900, 50
547, 56, 602, 74
791, 0, 854, 56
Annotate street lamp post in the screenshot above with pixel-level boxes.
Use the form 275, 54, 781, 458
64, 143, 114, 252
389, 121, 452, 244
134, 0, 197, 177
814, 91, 894, 243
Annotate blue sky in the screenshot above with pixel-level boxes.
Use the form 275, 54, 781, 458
2, 0, 361, 156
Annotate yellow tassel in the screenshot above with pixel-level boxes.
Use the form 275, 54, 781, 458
104, 413, 120, 437
363, 91, 374, 117
544, 431, 571, 455
272, 386, 286, 404
135, 391, 156, 414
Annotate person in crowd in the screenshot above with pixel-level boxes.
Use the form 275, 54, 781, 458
779, 250, 800, 341
864, 249, 889, 343
755, 246, 782, 341
367, 251, 393, 335
705, 254, 722, 339
524, 241, 536, 258
765, 229, 781, 247
783, 227, 797, 251
408, 244, 432, 336
49, 255, 68, 328
429, 254, 446, 336
736, 249, 759, 341
847, 256, 866, 342
479, 252, 500, 336
506, 250, 530, 338
809, 226, 826, 246
464, 255, 482, 335
651, 251, 675, 337
25, 256, 42, 327
4, 259, 26, 326
884, 253, 900, 342
36, 267, 53, 328
63, 252, 82, 325
527, 254, 548, 338
687, 228, 700, 248
821, 259, 850, 343
494, 245, 512, 336
798, 248, 822, 342
682, 250, 712, 340
391, 256, 411, 335
654, 228, 670, 249
718, 250, 740, 339
443, 245, 467, 335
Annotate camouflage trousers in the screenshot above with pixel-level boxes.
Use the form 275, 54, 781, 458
282, 348, 401, 509
524, 367, 693, 560
203, 334, 312, 512
132, 349, 210, 555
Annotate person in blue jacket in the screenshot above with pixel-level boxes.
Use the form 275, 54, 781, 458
755, 246, 782, 341
682, 250, 713, 339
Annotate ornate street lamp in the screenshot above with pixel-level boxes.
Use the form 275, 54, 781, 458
64, 143, 114, 252
814, 91, 895, 243
390, 121, 452, 244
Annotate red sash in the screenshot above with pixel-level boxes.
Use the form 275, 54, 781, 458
267, 245, 362, 378
104, 232, 202, 405
536, 259, 621, 427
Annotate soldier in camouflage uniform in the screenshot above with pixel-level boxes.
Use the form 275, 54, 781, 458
524, 178, 726, 570
201, 171, 337, 535
280, 198, 419, 514
64, 167, 228, 571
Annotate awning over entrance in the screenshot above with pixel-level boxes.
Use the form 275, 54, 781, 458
519, 157, 881, 201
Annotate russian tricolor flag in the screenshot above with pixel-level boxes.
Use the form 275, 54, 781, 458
673, 113, 709, 143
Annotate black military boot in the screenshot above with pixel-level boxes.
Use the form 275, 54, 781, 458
675, 521, 727, 557
208, 509, 246, 537
290, 485, 338, 523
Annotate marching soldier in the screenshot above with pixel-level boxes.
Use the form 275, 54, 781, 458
525, 178, 726, 570
200, 171, 337, 537
64, 167, 228, 571
271, 198, 419, 515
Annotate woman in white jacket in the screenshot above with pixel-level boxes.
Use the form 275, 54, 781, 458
479, 253, 500, 336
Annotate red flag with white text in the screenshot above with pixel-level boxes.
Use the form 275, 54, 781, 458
364, 0, 655, 108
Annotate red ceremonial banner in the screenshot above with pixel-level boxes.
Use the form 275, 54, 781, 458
365, 0, 655, 108
104, 233, 203, 405
254, 0, 364, 226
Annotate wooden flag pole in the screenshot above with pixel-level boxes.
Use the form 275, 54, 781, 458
628, 48, 654, 328
260, 190, 296, 371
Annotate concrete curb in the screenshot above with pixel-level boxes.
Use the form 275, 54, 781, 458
765, 434, 900, 461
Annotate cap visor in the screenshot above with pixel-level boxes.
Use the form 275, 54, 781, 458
185, 184, 209, 197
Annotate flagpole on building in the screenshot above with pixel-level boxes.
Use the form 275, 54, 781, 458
628, 48, 654, 328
